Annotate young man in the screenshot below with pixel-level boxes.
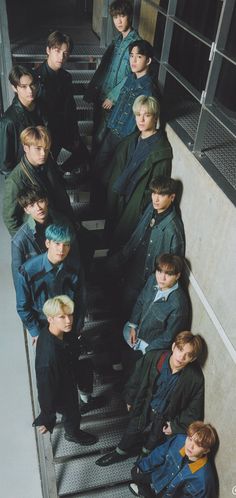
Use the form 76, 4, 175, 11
11, 187, 75, 289
106, 176, 185, 317
0, 65, 47, 175
94, 40, 159, 182
33, 295, 98, 444
96, 332, 204, 466
129, 421, 217, 497
2, 125, 74, 236
35, 31, 88, 168
85, 0, 140, 144
123, 254, 189, 355
16, 224, 85, 340
106, 95, 172, 249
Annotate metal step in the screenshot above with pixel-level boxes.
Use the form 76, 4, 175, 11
64, 482, 135, 498
56, 452, 136, 496
78, 120, 93, 137
69, 69, 95, 84
12, 43, 105, 61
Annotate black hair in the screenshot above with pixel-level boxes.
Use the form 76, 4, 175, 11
149, 176, 177, 195
129, 39, 154, 60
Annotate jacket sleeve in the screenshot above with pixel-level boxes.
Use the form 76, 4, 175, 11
2, 175, 23, 236
16, 268, 41, 337
107, 75, 129, 104
11, 238, 25, 290
0, 117, 18, 175
169, 225, 185, 257
129, 279, 150, 326
170, 369, 205, 434
33, 366, 57, 432
137, 437, 171, 472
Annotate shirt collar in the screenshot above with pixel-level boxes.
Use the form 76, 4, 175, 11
154, 282, 179, 302
179, 446, 208, 473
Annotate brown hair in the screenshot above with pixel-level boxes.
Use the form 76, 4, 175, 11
187, 421, 217, 450
20, 126, 51, 149
47, 31, 73, 54
149, 176, 176, 195
174, 331, 203, 359
110, 0, 133, 22
155, 253, 183, 275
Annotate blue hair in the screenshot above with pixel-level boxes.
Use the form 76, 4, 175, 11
45, 224, 74, 243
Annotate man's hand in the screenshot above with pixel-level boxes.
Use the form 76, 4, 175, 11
130, 327, 137, 346
127, 404, 132, 412
102, 98, 113, 110
162, 421, 172, 435
38, 425, 48, 434
32, 336, 39, 346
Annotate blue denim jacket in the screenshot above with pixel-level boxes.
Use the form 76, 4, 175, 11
137, 434, 215, 497
11, 209, 71, 290
16, 252, 84, 337
129, 274, 189, 351
107, 73, 159, 138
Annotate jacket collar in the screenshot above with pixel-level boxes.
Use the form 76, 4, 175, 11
179, 446, 208, 473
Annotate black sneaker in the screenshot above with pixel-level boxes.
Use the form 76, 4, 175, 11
80, 395, 106, 414
64, 430, 98, 445
95, 450, 128, 466
129, 483, 144, 497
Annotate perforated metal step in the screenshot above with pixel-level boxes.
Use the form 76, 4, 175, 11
66, 482, 135, 498
12, 44, 105, 61
56, 453, 136, 496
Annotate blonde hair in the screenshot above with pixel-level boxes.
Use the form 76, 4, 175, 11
132, 95, 160, 117
20, 125, 51, 149
43, 295, 74, 318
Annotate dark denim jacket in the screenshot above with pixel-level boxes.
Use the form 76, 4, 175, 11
11, 209, 70, 290
130, 274, 189, 351
137, 434, 215, 497
107, 73, 159, 138
108, 204, 185, 283
16, 252, 84, 337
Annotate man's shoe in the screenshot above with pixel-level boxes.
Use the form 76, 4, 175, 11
95, 450, 128, 466
129, 483, 143, 497
80, 395, 106, 414
64, 430, 98, 445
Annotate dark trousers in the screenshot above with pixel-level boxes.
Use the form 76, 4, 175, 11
93, 130, 122, 185
118, 411, 166, 453
131, 467, 158, 498
61, 404, 81, 436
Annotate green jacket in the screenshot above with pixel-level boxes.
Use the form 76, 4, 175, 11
123, 350, 204, 435
106, 130, 172, 249
3, 155, 74, 236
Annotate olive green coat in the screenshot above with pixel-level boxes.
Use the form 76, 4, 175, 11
106, 130, 172, 249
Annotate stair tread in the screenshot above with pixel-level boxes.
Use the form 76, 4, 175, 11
64, 482, 135, 498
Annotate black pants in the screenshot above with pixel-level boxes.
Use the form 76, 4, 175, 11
118, 411, 166, 453
131, 467, 159, 498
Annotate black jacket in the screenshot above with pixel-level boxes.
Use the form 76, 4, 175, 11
124, 350, 204, 434
0, 96, 47, 175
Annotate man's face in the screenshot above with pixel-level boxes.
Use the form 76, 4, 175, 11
155, 266, 180, 290
130, 47, 151, 77
24, 198, 48, 223
151, 190, 175, 213
171, 343, 195, 371
13, 75, 37, 107
46, 43, 69, 71
48, 307, 73, 333
23, 144, 50, 166
135, 105, 156, 133
113, 14, 130, 34
45, 239, 71, 264
185, 434, 208, 461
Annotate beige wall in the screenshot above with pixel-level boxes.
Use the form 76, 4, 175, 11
167, 125, 236, 498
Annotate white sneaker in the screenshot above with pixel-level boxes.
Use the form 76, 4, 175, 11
129, 482, 142, 497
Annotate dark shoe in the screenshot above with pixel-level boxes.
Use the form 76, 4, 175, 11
95, 450, 128, 466
80, 395, 106, 414
129, 483, 143, 497
64, 430, 98, 445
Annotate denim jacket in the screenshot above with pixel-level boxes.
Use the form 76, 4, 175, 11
11, 208, 71, 290
108, 204, 185, 283
130, 274, 189, 351
137, 434, 215, 497
16, 252, 84, 337
107, 73, 159, 138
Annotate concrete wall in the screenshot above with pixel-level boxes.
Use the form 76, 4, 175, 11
166, 125, 236, 498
